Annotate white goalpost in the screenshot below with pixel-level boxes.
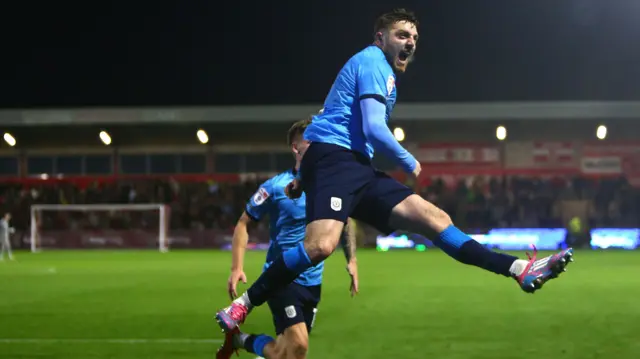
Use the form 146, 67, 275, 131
30, 204, 170, 253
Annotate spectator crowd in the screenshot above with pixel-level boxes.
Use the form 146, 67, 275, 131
0, 175, 637, 239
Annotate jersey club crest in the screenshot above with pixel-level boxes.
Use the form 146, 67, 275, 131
386, 75, 395, 96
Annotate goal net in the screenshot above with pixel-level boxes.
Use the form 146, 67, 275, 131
30, 204, 170, 252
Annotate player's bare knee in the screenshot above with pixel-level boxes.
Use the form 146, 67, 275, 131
303, 220, 343, 263
272, 347, 288, 359
287, 338, 308, 359
424, 204, 452, 232
281, 323, 308, 359
271, 338, 289, 359
304, 239, 335, 262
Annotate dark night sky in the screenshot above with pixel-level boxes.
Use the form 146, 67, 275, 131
2, 0, 640, 108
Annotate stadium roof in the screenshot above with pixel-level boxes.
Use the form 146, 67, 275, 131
2, 101, 640, 126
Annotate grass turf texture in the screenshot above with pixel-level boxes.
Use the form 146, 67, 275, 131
0, 249, 638, 359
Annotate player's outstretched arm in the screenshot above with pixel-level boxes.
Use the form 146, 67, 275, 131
228, 212, 253, 299
341, 218, 359, 296
360, 98, 418, 176
228, 181, 272, 298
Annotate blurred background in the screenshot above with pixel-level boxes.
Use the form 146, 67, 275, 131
2, 2, 640, 359
2, 1, 640, 253
1, 111, 639, 252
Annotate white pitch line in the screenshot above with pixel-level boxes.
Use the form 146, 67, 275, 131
0, 338, 222, 344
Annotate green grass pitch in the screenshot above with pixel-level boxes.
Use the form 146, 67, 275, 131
0, 249, 638, 359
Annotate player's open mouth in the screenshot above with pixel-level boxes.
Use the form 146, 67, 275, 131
398, 50, 412, 62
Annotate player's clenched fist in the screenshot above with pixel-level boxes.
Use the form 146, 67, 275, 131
285, 178, 303, 199
227, 269, 247, 300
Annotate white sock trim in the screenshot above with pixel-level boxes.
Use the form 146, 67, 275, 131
233, 292, 253, 309
509, 259, 529, 276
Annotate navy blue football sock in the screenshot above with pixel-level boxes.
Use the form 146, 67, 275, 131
246, 242, 312, 306
243, 335, 257, 353
283, 241, 314, 271
433, 225, 517, 277
243, 334, 274, 356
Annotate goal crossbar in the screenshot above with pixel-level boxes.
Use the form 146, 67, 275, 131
31, 204, 166, 211
30, 203, 169, 252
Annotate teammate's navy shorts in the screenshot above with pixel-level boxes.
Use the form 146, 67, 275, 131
300, 142, 415, 235
267, 282, 321, 335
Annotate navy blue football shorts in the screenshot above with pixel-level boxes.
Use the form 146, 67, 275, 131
300, 142, 415, 235
267, 282, 321, 335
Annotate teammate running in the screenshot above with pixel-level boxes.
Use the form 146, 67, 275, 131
216, 117, 358, 359
216, 8, 574, 333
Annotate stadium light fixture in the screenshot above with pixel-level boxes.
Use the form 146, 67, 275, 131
596, 125, 607, 140
3, 133, 16, 147
496, 126, 507, 141
393, 127, 405, 142
197, 129, 209, 144
99, 131, 112, 145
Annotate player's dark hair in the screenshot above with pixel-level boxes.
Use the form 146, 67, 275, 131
373, 8, 419, 38
287, 117, 312, 146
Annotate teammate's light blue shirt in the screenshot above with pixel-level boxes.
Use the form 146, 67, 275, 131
245, 169, 323, 287
304, 45, 397, 159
